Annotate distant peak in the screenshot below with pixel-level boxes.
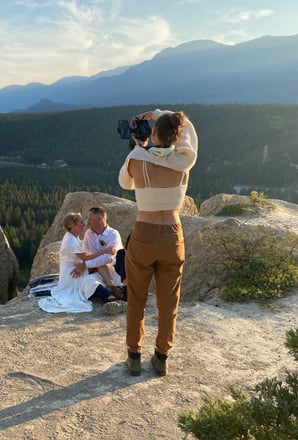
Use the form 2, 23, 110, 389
236, 33, 298, 49
154, 39, 225, 59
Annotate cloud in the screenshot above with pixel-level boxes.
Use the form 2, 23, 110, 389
224, 8, 274, 24
84, 15, 173, 74
255, 9, 273, 19
0, 0, 174, 86
14, 0, 42, 9
214, 29, 250, 46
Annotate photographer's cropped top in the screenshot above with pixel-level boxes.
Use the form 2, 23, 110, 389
135, 162, 187, 211
118, 109, 198, 212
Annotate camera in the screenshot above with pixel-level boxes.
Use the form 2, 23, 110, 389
117, 119, 152, 143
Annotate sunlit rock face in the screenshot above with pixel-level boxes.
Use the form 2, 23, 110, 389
30, 192, 298, 302
0, 226, 19, 304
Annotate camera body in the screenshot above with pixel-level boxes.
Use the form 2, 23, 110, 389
117, 119, 152, 141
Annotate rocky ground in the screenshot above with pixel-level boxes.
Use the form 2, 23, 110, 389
1, 289, 297, 440
1, 194, 297, 439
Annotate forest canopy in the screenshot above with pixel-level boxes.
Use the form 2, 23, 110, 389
1, 103, 297, 288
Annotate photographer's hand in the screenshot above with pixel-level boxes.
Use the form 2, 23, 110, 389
131, 135, 149, 148
131, 111, 153, 126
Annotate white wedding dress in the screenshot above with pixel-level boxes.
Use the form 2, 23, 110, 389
38, 232, 94, 313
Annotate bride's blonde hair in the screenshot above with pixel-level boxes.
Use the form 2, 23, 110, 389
62, 213, 82, 232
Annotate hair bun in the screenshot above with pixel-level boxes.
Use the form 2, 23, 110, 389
154, 111, 186, 146
169, 113, 181, 128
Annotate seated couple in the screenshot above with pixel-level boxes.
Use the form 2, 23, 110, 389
38, 207, 126, 314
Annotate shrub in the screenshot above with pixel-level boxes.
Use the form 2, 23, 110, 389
216, 191, 275, 217
286, 328, 298, 361
178, 328, 298, 439
199, 224, 298, 302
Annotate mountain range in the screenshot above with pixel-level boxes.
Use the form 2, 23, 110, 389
1, 34, 298, 113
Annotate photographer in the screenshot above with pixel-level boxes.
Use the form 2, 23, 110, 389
118, 108, 198, 376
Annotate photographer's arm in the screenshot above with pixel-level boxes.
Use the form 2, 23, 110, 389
132, 109, 169, 122
119, 158, 135, 190
130, 111, 153, 125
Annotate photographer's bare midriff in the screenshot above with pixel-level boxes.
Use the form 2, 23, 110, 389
128, 159, 189, 225
136, 210, 181, 225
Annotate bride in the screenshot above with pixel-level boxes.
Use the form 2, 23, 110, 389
38, 212, 119, 313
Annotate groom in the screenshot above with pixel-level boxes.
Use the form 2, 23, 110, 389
73, 206, 127, 301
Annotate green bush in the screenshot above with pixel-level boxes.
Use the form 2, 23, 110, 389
216, 192, 275, 217
200, 223, 298, 302
222, 263, 298, 301
217, 203, 255, 216
286, 328, 298, 361
179, 328, 298, 439
179, 387, 252, 440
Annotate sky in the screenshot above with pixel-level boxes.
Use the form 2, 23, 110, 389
0, 0, 298, 89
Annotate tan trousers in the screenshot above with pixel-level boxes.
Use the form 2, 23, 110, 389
125, 221, 185, 355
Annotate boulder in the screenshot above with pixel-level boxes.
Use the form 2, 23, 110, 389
199, 193, 251, 216
30, 192, 199, 281
30, 192, 298, 302
30, 241, 61, 279
0, 226, 19, 304
39, 191, 199, 248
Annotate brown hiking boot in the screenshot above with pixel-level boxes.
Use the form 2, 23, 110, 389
127, 351, 141, 376
151, 350, 168, 376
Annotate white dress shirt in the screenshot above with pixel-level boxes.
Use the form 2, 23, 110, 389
83, 225, 123, 269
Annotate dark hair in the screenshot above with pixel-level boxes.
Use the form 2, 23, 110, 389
89, 206, 107, 217
154, 112, 186, 147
